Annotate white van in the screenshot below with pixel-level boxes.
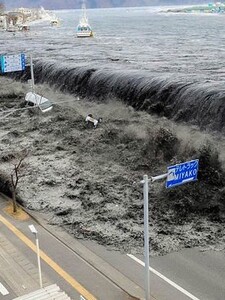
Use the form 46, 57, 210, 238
25, 92, 53, 113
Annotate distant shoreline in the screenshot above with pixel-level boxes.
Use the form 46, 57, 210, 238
163, 3, 225, 14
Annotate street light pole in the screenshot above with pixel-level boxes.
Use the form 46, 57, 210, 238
35, 233, 43, 288
28, 224, 43, 288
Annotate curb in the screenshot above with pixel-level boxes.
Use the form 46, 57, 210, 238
0, 193, 144, 300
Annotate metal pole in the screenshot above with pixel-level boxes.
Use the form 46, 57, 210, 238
151, 173, 168, 183
30, 54, 35, 93
143, 174, 150, 300
35, 234, 43, 288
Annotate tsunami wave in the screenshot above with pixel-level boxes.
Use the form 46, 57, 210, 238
8, 60, 225, 133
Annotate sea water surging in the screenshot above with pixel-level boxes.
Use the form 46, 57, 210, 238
2, 7, 225, 258
2, 7, 225, 132
11, 60, 225, 133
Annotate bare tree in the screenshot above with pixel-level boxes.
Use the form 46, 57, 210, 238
10, 150, 28, 213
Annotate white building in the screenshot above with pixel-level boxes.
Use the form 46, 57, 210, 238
0, 15, 7, 29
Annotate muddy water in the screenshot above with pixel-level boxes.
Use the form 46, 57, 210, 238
1, 77, 225, 255
1, 7, 225, 255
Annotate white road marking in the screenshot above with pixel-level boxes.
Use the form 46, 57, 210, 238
0, 282, 9, 295
127, 254, 200, 300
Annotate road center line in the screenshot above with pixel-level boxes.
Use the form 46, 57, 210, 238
0, 214, 97, 300
0, 282, 9, 295
127, 254, 200, 300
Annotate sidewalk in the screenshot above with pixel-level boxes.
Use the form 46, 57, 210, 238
0, 197, 52, 298
0, 194, 145, 300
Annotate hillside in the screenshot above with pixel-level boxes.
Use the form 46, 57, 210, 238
5, 0, 210, 10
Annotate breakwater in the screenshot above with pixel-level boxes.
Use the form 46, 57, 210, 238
7, 60, 225, 133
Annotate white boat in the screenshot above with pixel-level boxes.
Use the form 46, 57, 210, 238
76, 0, 93, 38
50, 18, 60, 26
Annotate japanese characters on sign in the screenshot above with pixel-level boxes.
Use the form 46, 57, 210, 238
166, 159, 199, 188
0, 53, 26, 73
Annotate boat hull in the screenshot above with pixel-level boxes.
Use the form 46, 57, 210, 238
76, 31, 93, 37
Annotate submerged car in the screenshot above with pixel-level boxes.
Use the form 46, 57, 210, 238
25, 92, 53, 113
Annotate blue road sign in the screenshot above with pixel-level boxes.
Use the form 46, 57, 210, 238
166, 159, 199, 188
0, 53, 26, 73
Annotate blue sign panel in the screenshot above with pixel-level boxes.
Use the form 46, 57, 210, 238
166, 159, 199, 188
0, 53, 26, 73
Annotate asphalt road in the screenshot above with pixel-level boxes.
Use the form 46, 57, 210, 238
1, 194, 225, 300
0, 195, 139, 300
0, 276, 15, 300
82, 239, 225, 300
81, 240, 200, 300
151, 248, 225, 300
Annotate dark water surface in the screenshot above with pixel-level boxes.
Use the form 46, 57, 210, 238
2, 6, 225, 131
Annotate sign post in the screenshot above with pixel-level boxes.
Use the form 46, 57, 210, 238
30, 54, 35, 92
166, 159, 199, 188
143, 175, 150, 300
141, 159, 199, 300
0, 53, 26, 73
